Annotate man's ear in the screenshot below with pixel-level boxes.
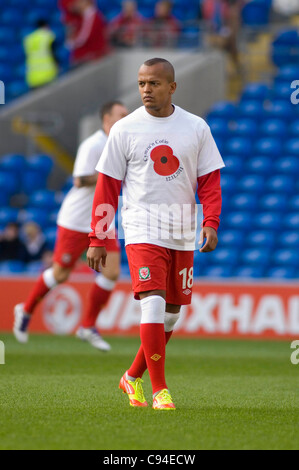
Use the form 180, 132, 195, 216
170, 81, 177, 95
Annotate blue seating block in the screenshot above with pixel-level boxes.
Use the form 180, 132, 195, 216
246, 230, 276, 248
245, 156, 272, 174
259, 119, 288, 139
254, 137, 282, 157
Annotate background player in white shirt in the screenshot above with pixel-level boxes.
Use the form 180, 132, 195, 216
87, 58, 224, 409
13, 101, 128, 350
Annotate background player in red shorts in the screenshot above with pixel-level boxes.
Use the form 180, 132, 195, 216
87, 58, 224, 409
13, 101, 128, 350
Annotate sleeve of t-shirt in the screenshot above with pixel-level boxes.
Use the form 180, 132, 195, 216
197, 122, 225, 178
96, 125, 127, 180
73, 136, 106, 177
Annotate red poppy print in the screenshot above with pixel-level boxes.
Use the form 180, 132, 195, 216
150, 145, 180, 176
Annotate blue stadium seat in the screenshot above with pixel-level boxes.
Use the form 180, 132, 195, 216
288, 195, 299, 211
242, 0, 270, 26
206, 101, 237, 120
284, 139, 299, 156
284, 213, 299, 230
0, 260, 25, 273
254, 212, 281, 230
204, 266, 234, 278
0, 27, 17, 45
6, 80, 28, 99
225, 137, 252, 156
219, 174, 237, 194
29, 190, 62, 210
222, 155, 244, 175
241, 248, 270, 266
0, 192, 9, 207
220, 229, 244, 247
25, 9, 55, 27
274, 156, 299, 175
271, 82, 294, 101
240, 83, 269, 101
281, 231, 299, 248
230, 193, 257, 211
273, 249, 299, 266
207, 118, 230, 138
224, 212, 252, 230
289, 120, 299, 137
1, 8, 24, 27
259, 194, 287, 212
0, 63, 14, 82
238, 100, 265, 121
0, 171, 19, 195
18, 208, 49, 229
237, 175, 265, 193
26, 154, 53, 176
9, 0, 29, 7
233, 266, 265, 278
246, 230, 276, 248
272, 31, 299, 67
267, 267, 296, 279
275, 64, 299, 84
229, 119, 258, 138
245, 156, 272, 174
254, 137, 282, 157
44, 226, 57, 250
266, 175, 295, 194
61, 175, 73, 193
21, 171, 47, 194
264, 100, 294, 121
213, 136, 224, 154
207, 247, 239, 266
259, 119, 288, 139
48, 210, 59, 226
0, 207, 19, 225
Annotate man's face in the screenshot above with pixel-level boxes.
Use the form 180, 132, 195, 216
106, 104, 128, 132
138, 64, 176, 115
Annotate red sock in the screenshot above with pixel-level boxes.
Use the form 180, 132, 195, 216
140, 323, 167, 395
81, 283, 112, 328
23, 275, 51, 314
128, 330, 173, 379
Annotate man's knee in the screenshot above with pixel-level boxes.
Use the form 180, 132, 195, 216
53, 264, 71, 283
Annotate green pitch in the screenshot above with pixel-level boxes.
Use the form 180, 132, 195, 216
0, 334, 298, 450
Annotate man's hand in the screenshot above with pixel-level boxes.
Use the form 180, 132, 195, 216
87, 246, 107, 272
199, 227, 218, 253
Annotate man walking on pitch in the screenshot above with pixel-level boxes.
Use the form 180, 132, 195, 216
13, 101, 128, 350
87, 58, 224, 409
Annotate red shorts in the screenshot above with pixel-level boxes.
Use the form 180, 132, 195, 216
54, 226, 120, 268
125, 243, 194, 305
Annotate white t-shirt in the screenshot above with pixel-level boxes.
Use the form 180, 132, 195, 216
57, 130, 107, 233
96, 105, 225, 250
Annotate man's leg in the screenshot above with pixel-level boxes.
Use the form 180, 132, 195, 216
13, 263, 71, 343
76, 251, 120, 351
80, 251, 120, 328
13, 226, 88, 343
127, 302, 181, 380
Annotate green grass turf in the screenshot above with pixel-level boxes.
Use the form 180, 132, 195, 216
0, 333, 298, 450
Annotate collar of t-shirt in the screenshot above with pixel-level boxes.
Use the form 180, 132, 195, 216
141, 104, 179, 122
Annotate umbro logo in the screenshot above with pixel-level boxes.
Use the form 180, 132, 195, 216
151, 354, 161, 361
183, 289, 191, 296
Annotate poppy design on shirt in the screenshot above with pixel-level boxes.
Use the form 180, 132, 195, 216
150, 145, 180, 176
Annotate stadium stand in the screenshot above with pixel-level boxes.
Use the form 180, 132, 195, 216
0, 0, 298, 280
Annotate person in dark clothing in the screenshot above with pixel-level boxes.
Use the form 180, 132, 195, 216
0, 223, 27, 262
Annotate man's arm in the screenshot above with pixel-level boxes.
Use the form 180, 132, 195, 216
73, 174, 98, 187
197, 169, 222, 253
87, 172, 122, 272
